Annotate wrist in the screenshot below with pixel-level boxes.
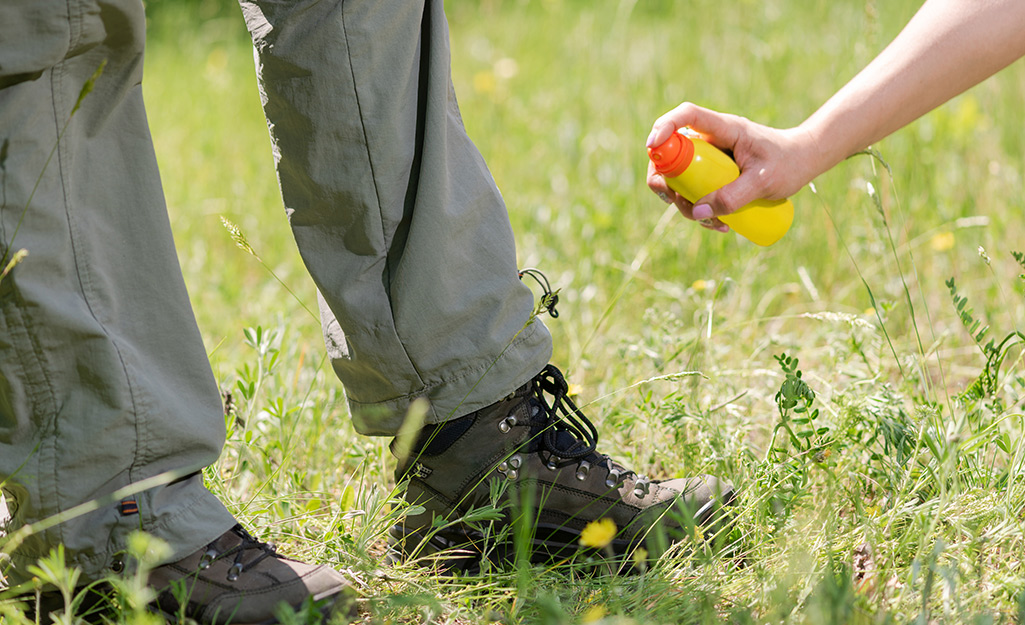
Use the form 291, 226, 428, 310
780, 125, 832, 194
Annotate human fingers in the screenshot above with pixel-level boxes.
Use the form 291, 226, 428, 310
692, 169, 770, 221
647, 140, 731, 233
686, 201, 729, 232
648, 160, 697, 216
646, 102, 743, 151
692, 151, 795, 221
649, 166, 729, 233
646, 160, 679, 205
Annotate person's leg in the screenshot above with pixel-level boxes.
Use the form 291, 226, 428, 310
239, 0, 553, 436
240, 0, 734, 566
0, 0, 235, 584
0, 3, 350, 619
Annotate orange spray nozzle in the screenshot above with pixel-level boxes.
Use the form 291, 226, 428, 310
647, 132, 694, 178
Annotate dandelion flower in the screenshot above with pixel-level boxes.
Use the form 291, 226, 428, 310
579, 517, 617, 549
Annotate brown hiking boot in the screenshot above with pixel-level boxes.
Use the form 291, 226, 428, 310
389, 365, 734, 569
150, 524, 354, 624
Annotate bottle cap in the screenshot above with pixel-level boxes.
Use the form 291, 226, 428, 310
647, 132, 694, 177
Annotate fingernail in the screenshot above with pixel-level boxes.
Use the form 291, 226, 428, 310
656, 192, 672, 204
692, 204, 713, 220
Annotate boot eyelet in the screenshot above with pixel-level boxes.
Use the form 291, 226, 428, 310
605, 469, 621, 489
198, 548, 218, 570
547, 456, 561, 471
497, 458, 520, 480
227, 562, 243, 582
575, 461, 591, 481
498, 415, 517, 433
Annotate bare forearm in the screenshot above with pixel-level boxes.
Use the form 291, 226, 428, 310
800, 0, 1025, 176
646, 0, 1025, 223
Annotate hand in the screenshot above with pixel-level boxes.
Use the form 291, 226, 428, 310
645, 157, 730, 233
646, 102, 818, 227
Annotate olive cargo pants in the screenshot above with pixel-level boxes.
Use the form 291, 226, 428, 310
0, 0, 551, 584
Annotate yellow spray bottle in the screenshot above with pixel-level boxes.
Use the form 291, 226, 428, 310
647, 130, 794, 246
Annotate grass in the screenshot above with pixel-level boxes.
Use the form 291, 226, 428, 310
4, 0, 1025, 622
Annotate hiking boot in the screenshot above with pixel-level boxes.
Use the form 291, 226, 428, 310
389, 365, 734, 569
150, 524, 355, 624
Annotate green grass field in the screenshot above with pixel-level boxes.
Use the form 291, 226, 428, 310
4, 0, 1025, 622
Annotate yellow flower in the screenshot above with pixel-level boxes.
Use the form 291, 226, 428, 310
931, 231, 955, 252
581, 604, 606, 623
691, 279, 708, 292
579, 518, 617, 549
567, 383, 583, 397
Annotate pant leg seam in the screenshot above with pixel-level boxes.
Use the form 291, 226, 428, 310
50, 49, 148, 530
47, 52, 72, 561
48, 46, 152, 556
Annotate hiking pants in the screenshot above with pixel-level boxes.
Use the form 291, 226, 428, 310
0, 0, 551, 585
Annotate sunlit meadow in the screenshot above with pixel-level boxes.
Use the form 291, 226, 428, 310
3, 0, 1025, 622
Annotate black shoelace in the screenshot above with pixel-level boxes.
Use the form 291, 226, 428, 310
530, 365, 600, 460
197, 524, 278, 582
530, 365, 648, 491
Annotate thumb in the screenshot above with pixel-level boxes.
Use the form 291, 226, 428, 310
694, 171, 765, 219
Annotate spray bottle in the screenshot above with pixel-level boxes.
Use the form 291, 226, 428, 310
647, 130, 793, 246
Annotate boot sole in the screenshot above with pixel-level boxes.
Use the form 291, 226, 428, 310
149, 586, 355, 625
386, 521, 640, 574
387, 486, 738, 573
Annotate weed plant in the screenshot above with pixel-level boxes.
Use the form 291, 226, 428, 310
3, 0, 1025, 622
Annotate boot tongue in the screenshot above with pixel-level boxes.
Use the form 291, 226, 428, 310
551, 430, 587, 455
526, 396, 635, 476
525, 389, 609, 464
528, 405, 603, 462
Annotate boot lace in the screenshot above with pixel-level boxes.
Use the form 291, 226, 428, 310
197, 524, 279, 582
529, 365, 654, 494
529, 365, 598, 460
